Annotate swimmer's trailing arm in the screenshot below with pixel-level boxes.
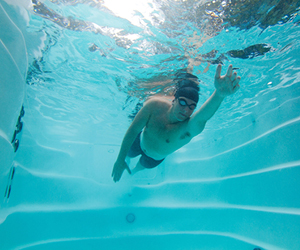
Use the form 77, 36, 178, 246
189, 64, 241, 136
112, 100, 154, 182
112, 127, 139, 182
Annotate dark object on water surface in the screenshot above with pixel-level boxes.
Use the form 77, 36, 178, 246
227, 44, 272, 59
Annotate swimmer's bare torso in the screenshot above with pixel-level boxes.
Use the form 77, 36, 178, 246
140, 96, 195, 160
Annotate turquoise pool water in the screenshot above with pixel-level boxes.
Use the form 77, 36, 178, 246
1, 0, 300, 249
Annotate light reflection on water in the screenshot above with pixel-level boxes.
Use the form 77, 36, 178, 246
28, 1, 300, 122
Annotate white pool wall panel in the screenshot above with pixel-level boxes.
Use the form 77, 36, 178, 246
0, 1, 27, 199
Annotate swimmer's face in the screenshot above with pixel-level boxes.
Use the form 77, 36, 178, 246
174, 97, 197, 121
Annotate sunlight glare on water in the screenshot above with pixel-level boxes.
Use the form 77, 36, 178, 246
102, 0, 163, 27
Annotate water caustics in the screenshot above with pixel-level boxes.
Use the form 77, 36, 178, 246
1, 0, 300, 249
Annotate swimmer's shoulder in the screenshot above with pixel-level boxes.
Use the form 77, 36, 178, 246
139, 95, 173, 115
145, 95, 174, 107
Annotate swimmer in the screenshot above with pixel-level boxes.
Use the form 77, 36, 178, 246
112, 64, 241, 182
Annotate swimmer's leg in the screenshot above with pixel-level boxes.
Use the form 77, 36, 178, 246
125, 156, 131, 166
131, 153, 164, 175
131, 159, 145, 175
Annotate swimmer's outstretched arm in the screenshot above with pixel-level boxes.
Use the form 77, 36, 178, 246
188, 64, 241, 136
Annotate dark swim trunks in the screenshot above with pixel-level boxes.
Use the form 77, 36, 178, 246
127, 131, 165, 169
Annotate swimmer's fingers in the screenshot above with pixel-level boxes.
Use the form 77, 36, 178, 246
111, 166, 119, 182
214, 64, 241, 96
215, 64, 222, 79
231, 71, 237, 82
112, 161, 130, 182
112, 169, 122, 182
233, 77, 241, 93
226, 64, 233, 78
233, 76, 241, 87
112, 162, 122, 182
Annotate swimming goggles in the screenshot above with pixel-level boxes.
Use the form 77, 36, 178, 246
178, 98, 197, 110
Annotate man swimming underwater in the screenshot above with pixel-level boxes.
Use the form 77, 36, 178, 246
112, 64, 241, 182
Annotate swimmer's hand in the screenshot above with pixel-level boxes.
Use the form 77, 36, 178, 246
214, 64, 241, 98
112, 160, 131, 182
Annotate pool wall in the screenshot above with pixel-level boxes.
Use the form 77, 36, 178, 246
0, 0, 28, 202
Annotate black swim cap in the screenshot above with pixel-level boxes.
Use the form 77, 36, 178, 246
174, 78, 200, 103
174, 72, 199, 81
175, 86, 199, 103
